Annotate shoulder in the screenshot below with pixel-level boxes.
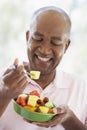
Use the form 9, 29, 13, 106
55, 68, 87, 89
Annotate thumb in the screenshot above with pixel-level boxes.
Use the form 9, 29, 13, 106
53, 106, 67, 115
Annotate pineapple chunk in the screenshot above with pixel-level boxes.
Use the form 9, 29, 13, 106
28, 95, 39, 107
39, 106, 49, 114
30, 71, 40, 79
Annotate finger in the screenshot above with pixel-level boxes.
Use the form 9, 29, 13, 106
23, 61, 30, 72
32, 121, 50, 127
11, 80, 28, 96
51, 125, 56, 128
23, 118, 33, 123
11, 73, 28, 88
32, 123, 48, 127
3, 68, 12, 75
53, 106, 68, 115
16, 76, 28, 87
3, 70, 15, 84
14, 81, 28, 95
16, 65, 24, 74
13, 58, 19, 67
57, 105, 68, 114
4, 67, 25, 83
4, 69, 22, 81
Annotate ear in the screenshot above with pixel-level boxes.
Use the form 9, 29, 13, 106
26, 31, 30, 42
64, 39, 71, 53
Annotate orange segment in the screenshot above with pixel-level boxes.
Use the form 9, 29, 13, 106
24, 105, 36, 111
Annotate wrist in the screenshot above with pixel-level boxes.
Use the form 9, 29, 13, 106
62, 113, 86, 130
0, 77, 12, 100
0, 77, 8, 91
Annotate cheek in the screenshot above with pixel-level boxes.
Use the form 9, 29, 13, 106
27, 47, 31, 59
27, 40, 33, 54
27, 44, 36, 60
56, 47, 65, 58
28, 39, 38, 50
58, 50, 64, 57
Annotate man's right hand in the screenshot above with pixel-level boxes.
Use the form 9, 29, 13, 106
2, 58, 29, 99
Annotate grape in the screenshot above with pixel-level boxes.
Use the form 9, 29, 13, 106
35, 107, 40, 112
37, 99, 45, 106
37, 99, 42, 104
43, 97, 49, 103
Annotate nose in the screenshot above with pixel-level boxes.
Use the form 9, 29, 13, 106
38, 43, 52, 55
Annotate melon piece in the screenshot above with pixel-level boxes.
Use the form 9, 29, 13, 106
28, 95, 39, 107
30, 71, 40, 79
45, 101, 54, 108
39, 106, 49, 114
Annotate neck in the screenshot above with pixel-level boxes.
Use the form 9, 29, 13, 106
35, 70, 56, 89
23, 62, 56, 89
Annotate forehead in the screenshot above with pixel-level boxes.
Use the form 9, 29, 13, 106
30, 10, 68, 36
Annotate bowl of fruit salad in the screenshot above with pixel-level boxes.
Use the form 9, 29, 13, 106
13, 90, 56, 122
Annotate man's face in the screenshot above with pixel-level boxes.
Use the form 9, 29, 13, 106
27, 11, 70, 75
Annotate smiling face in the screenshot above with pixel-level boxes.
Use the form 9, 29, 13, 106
26, 9, 71, 75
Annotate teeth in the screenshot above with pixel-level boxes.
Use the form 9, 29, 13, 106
38, 56, 50, 62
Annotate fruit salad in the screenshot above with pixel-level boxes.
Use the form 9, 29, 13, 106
30, 71, 40, 80
16, 90, 55, 114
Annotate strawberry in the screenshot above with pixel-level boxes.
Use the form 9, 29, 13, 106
29, 90, 40, 97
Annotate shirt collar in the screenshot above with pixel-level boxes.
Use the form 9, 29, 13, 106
28, 68, 71, 90
28, 77, 43, 91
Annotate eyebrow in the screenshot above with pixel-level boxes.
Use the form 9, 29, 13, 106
34, 32, 44, 37
34, 32, 62, 41
51, 36, 62, 41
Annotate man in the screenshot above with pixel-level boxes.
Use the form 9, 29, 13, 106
0, 6, 87, 130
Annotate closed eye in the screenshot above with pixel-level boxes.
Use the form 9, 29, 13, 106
51, 40, 62, 46
51, 36, 63, 46
32, 36, 43, 42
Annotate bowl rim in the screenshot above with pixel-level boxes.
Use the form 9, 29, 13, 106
13, 99, 56, 116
